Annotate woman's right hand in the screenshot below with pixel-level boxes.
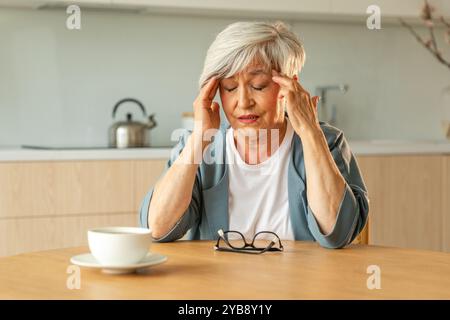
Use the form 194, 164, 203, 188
192, 76, 221, 136
148, 76, 221, 237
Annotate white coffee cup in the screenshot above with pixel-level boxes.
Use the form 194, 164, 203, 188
87, 226, 152, 266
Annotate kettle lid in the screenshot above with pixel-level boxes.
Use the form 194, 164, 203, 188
110, 98, 157, 131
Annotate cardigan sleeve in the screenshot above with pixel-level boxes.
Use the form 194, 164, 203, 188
138, 130, 202, 242
306, 126, 370, 249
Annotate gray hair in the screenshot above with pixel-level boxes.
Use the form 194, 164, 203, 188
198, 20, 305, 90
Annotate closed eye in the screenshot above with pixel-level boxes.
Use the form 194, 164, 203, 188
225, 86, 266, 92
253, 86, 266, 91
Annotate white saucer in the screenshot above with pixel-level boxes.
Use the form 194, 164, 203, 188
70, 252, 168, 274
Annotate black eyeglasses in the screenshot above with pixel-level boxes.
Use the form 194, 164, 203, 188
214, 229, 284, 254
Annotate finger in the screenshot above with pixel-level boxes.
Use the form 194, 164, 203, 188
294, 75, 309, 95
274, 70, 308, 94
272, 70, 314, 106
312, 95, 320, 105
200, 76, 216, 93
293, 78, 312, 102
208, 77, 220, 100
271, 69, 280, 77
289, 73, 310, 96
311, 96, 320, 110
200, 76, 219, 101
211, 101, 220, 113
272, 70, 296, 91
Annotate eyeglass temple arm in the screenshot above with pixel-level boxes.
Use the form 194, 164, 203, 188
214, 229, 227, 250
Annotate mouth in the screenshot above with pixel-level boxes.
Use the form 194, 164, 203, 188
237, 114, 259, 124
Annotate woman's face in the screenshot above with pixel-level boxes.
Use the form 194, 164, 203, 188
218, 64, 285, 135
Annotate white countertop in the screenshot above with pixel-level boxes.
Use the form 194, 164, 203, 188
1, 140, 450, 161
348, 140, 450, 156
0, 147, 173, 161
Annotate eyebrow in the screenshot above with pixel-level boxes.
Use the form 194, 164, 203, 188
247, 68, 268, 75
222, 68, 268, 81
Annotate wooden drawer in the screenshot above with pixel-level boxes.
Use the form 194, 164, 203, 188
133, 159, 167, 212
0, 212, 138, 257
0, 161, 135, 217
0, 159, 167, 256
0, 159, 167, 218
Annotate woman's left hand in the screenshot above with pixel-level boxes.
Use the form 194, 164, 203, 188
271, 69, 321, 136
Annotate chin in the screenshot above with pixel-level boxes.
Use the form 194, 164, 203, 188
233, 125, 264, 137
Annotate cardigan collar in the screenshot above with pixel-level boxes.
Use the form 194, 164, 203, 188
202, 118, 310, 240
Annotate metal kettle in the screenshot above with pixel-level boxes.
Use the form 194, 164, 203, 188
108, 98, 157, 148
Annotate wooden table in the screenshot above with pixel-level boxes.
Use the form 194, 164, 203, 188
0, 241, 449, 299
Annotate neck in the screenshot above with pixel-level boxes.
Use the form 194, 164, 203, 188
233, 118, 287, 165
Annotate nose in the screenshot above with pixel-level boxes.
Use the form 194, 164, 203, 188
237, 86, 254, 110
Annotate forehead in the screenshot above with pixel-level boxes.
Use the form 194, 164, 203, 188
223, 65, 270, 80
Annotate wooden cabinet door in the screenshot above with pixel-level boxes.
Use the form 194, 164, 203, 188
357, 155, 443, 252
133, 160, 167, 212
0, 160, 135, 218
0, 159, 167, 257
443, 156, 450, 252
0, 213, 137, 257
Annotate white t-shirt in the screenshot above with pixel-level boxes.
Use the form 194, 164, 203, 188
226, 117, 295, 240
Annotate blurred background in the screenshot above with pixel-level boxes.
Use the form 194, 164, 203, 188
1, 0, 450, 256
0, 0, 449, 147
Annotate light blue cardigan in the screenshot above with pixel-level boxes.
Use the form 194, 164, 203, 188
139, 119, 369, 249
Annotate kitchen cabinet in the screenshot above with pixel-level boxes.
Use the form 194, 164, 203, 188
110, 0, 333, 15
1, 0, 448, 24
0, 159, 166, 257
0, 161, 135, 218
331, 0, 429, 17
0, 0, 110, 9
2, 153, 448, 256
444, 156, 450, 252
0, 155, 367, 256
357, 155, 448, 252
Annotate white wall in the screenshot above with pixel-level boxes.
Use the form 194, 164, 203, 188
0, 7, 449, 147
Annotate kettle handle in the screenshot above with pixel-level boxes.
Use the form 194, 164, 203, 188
112, 98, 147, 119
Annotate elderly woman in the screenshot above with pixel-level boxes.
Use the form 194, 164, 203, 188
139, 21, 369, 249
